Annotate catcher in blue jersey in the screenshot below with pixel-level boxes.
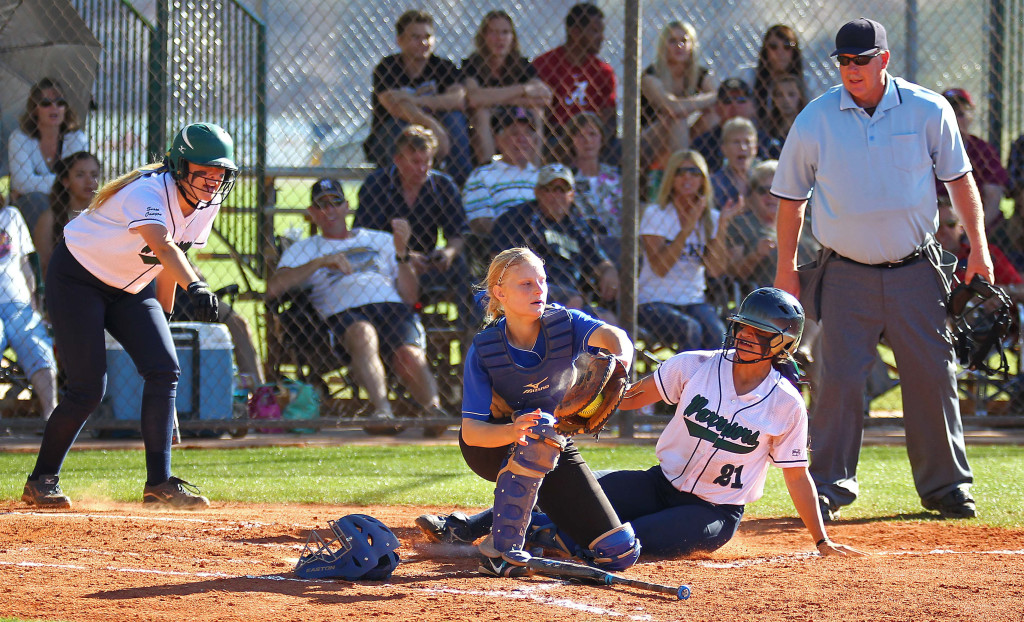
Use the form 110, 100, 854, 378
454, 247, 640, 576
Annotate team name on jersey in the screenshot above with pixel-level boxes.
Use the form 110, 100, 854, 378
682, 394, 761, 454
139, 240, 194, 265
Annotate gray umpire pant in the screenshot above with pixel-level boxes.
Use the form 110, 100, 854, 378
810, 256, 973, 507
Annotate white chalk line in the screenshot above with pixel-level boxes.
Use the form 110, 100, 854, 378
696, 548, 1024, 569
0, 558, 654, 619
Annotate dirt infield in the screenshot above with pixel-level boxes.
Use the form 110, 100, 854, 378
2, 502, 1023, 621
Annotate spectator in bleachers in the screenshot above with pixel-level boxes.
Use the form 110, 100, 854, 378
725, 160, 819, 297
936, 88, 1009, 229
490, 163, 618, 320
692, 78, 760, 172
34, 151, 100, 277
760, 75, 808, 159
461, 10, 552, 165
355, 125, 474, 327
563, 112, 622, 259
996, 134, 1024, 270
8, 78, 90, 232
639, 21, 718, 170
711, 117, 760, 208
266, 178, 449, 423
637, 150, 736, 350
463, 106, 540, 237
739, 25, 809, 140
363, 9, 472, 186
532, 3, 617, 163
0, 194, 58, 422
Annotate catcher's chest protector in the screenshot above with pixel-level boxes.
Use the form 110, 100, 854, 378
476, 306, 575, 413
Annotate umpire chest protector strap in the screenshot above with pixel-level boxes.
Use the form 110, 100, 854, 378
475, 306, 575, 413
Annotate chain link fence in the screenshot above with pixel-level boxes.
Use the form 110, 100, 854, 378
1, 0, 1022, 433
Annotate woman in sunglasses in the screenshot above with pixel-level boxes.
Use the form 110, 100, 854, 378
8, 78, 90, 232
740, 25, 809, 140
637, 150, 738, 350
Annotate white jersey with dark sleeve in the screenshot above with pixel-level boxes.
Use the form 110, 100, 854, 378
63, 171, 218, 293
652, 350, 808, 506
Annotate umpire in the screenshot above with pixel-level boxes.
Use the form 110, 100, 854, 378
772, 18, 993, 520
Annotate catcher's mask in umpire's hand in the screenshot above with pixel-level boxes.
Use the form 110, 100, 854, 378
724, 287, 805, 364
947, 275, 1014, 377
295, 514, 400, 580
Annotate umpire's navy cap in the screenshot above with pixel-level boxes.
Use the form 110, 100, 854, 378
831, 17, 888, 57
311, 178, 344, 203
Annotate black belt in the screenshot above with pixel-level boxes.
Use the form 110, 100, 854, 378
834, 247, 926, 269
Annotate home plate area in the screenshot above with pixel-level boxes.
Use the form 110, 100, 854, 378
1, 502, 1022, 621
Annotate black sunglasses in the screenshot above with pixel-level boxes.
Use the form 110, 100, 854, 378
38, 98, 68, 108
767, 41, 797, 51
836, 52, 881, 67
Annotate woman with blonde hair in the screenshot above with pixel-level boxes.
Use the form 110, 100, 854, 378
20, 123, 237, 511
461, 11, 552, 164
637, 150, 738, 349
434, 247, 640, 577
639, 22, 718, 169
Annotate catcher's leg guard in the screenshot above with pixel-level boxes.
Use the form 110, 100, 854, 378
492, 412, 565, 563
578, 523, 641, 571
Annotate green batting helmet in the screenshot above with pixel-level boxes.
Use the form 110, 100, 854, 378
166, 122, 237, 177
165, 123, 238, 209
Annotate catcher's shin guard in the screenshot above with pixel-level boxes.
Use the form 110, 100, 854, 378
492, 412, 565, 559
579, 523, 641, 571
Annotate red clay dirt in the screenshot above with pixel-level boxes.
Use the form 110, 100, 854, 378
1, 501, 1022, 621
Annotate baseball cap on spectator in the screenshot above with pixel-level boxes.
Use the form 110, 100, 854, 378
536, 163, 575, 188
311, 178, 344, 203
831, 17, 888, 56
943, 88, 974, 109
491, 106, 537, 134
717, 77, 753, 102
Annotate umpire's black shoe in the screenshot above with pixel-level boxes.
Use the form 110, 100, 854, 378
22, 474, 71, 509
143, 477, 209, 510
922, 488, 976, 519
416, 512, 476, 544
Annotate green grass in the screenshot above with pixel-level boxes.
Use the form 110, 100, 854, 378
4, 443, 1023, 527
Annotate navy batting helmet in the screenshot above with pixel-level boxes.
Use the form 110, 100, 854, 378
724, 287, 804, 364
295, 514, 400, 581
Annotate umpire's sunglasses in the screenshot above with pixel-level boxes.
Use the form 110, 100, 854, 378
836, 52, 881, 67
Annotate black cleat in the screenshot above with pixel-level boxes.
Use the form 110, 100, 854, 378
143, 477, 209, 510
22, 475, 71, 509
415, 512, 476, 544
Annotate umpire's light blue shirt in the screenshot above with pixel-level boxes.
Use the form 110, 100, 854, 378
772, 74, 971, 264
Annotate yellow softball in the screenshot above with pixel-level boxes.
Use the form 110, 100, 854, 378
577, 393, 604, 418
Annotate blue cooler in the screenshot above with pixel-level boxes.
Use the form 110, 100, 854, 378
104, 322, 235, 421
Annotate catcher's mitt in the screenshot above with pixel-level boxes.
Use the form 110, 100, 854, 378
553, 353, 629, 436
947, 274, 1014, 377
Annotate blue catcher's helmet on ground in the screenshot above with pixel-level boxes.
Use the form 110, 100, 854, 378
724, 287, 805, 364
164, 122, 238, 210
295, 514, 400, 581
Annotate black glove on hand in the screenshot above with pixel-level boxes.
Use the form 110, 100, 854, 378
186, 281, 219, 322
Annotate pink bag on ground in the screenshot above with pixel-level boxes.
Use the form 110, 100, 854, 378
248, 385, 284, 433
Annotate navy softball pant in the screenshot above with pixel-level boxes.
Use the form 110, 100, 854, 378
597, 466, 744, 557
31, 241, 179, 485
